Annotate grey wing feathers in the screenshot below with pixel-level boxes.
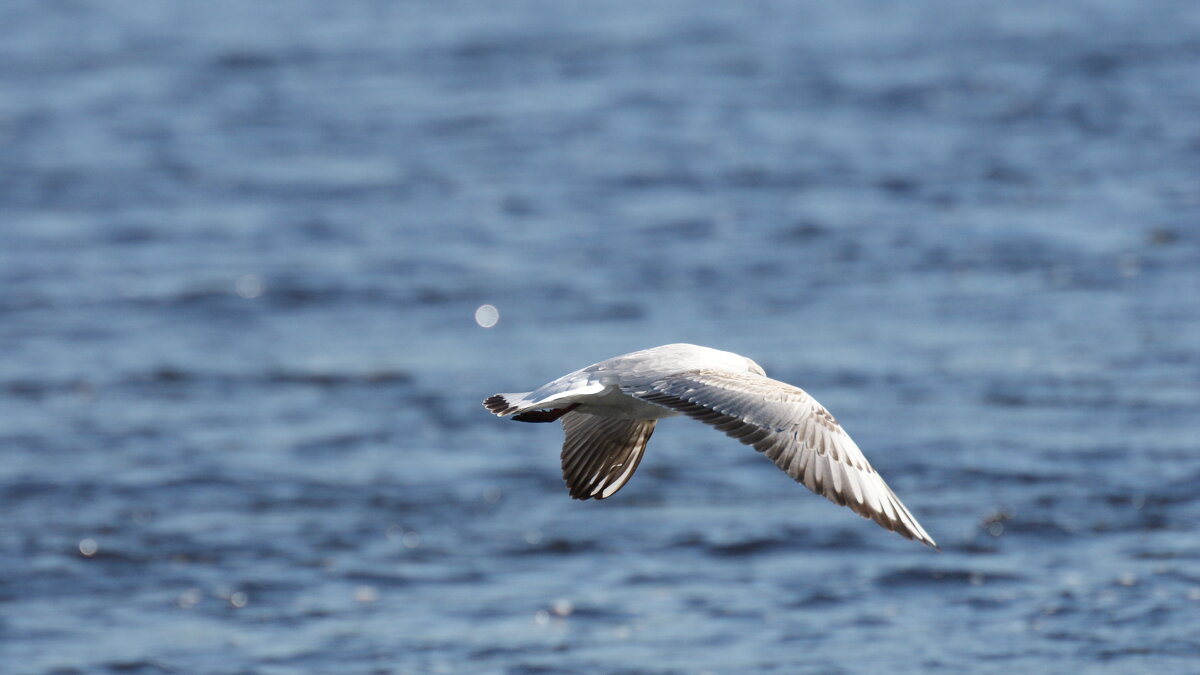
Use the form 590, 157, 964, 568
560, 412, 656, 500
626, 369, 938, 549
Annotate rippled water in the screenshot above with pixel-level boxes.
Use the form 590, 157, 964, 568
3, 1, 1199, 673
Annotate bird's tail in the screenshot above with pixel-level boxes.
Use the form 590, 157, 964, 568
483, 393, 529, 417
483, 393, 579, 423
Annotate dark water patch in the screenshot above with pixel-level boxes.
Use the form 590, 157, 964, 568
1088, 511, 1170, 534
669, 524, 868, 558
1148, 227, 1182, 246
780, 221, 829, 242
468, 645, 543, 662
1157, 472, 1200, 504
101, 661, 175, 675
510, 537, 601, 557
423, 113, 499, 138
212, 50, 282, 70
806, 527, 871, 552
107, 279, 483, 313
983, 162, 1031, 185
3, 478, 143, 508
785, 589, 848, 608
851, 613, 893, 628
216, 177, 405, 203
623, 571, 674, 585
403, 390, 467, 427
982, 376, 1119, 409
640, 218, 714, 240
500, 193, 539, 216
290, 431, 390, 455
1041, 446, 1126, 462
958, 596, 1012, 610
292, 218, 354, 243
546, 603, 628, 621
800, 368, 877, 389
340, 570, 408, 587
720, 166, 815, 190
309, 531, 370, 552
103, 224, 162, 245
117, 366, 415, 391
447, 32, 559, 65
704, 536, 795, 558
1128, 547, 1200, 561
5, 378, 95, 400
404, 568, 488, 587
1103, 604, 1175, 629
974, 494, 1189, 539
265, 369, 414, 388
944, 466, 1066, 486
909, 236, 1129, 288
224, 577, 310, 597
1154, 569, 1200, 586
248, 483, 421, 514
138, 367, 191, 384
974, 510, 1082, 539
565, 300, 645, 322
500, 662, 584, 675
69, 544, 157, 565
606, 169, 706, 191
403, 284, 481, 307
875, 567, 1023, 588
1096, 641, 1200, 661
877, 175, 920, 195
957, 541, 1001, 555
264, 283, 393, 308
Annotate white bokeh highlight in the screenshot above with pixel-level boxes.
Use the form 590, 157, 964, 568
474, 304, 499, 328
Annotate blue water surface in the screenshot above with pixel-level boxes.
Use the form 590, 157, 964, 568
2, 1, 1199, 673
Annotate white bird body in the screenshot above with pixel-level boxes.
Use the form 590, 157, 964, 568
494, 344, 759, 419
484, 343, 938, 549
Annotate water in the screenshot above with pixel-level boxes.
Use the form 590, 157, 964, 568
3, 1, 1199, 672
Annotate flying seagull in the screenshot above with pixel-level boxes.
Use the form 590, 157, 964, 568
483, 343, 937, 549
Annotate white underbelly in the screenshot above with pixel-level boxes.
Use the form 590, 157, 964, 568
575, 387, 679, 420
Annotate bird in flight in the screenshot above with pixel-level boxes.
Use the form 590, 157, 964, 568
483, 344, 937, 549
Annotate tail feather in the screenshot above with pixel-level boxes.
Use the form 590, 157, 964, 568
512, 403, 579, 423
483, 393, 526, 416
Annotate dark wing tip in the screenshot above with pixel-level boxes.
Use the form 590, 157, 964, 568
916, 528, 941, 551
905, 529, 940, 551
870, 508, 939, 551
630, 384, 942, 550
483, 394, 516, 416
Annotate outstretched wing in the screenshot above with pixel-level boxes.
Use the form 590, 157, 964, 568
625, 369, 937, 549
559, 411, 656, 500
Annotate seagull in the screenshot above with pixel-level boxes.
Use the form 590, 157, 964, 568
483, 343, 938, 549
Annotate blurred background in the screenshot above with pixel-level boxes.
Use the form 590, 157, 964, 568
2, 1, 1199, 673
